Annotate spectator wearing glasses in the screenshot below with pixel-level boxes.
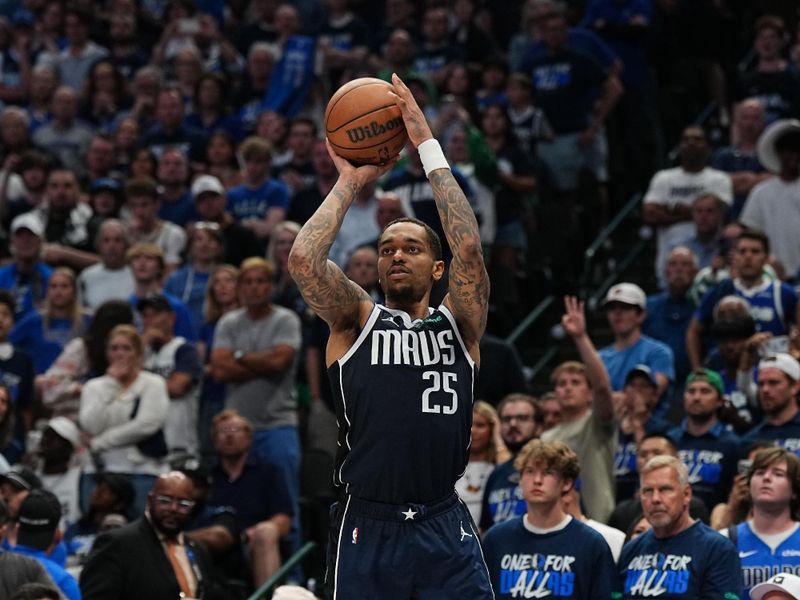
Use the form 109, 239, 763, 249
80, 471, 215, 600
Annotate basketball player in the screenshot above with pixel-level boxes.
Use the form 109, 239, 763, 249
289, 73, 493, 599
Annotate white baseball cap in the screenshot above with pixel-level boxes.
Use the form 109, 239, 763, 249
46, 416, 81, 449
751, 573, 800, 600
603, 283, 646, 310
759, 353, 800, 382
11, 212, 44, 237
191, 175, 225, 198
757, 118, 800, 174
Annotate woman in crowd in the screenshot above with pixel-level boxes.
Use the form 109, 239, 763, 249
40, 300, 134, 420
266, 221, 306, 318
185, 72, 237, 137
456, 401, 510, 523
129, 147, 157, 179
164, 221, 225, 335
112, 117, 140, 175
11, 267, 91, 374
197, 264, 239, 462
205, 130, 243, 188
79, 59, 131, 131
79, 324, 169, 513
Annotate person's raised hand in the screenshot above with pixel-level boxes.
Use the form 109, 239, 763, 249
561, 295, 587, 339
325, 138, 398, 189
388, 73, 433, 148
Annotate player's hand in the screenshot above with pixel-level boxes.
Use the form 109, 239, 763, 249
561, 295, 586, 339
388, 73, 433, 148
325, 138, 398, 189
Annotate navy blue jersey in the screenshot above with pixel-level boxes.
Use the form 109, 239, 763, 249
479, 459, 527, 531
619, 521, 742, 599
735, 521, 800, 598
483, 516, 620, 599
328, 303, 475, 504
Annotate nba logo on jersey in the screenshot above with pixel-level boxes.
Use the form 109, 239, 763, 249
352, 527, 359, 544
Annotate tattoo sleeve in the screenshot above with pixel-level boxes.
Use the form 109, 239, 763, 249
429, 169, 489, 339
288, 179, 372, 328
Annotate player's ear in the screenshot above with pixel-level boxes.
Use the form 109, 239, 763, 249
431, 259, 445, 282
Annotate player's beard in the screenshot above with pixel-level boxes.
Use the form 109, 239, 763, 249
385, 282, 424, 305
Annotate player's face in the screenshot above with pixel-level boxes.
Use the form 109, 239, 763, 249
470, 411, 492, 453
553, 371, 591, 413
758, 367, 800, 416
683, 380, 722, 420
640, 466, 690, 533
520, 461, 569, 507
499, 401, 537, 448
377, 222, 443, 305
605, 303, 643, 337
750, 459, 793, 510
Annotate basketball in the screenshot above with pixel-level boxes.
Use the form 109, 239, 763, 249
325, 77, 408, 165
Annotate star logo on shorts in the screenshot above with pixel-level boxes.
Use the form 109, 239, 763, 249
401, 508, 418, 521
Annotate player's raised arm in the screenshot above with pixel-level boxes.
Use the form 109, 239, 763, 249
288, 141, 396, 332
389, 73, 489, 348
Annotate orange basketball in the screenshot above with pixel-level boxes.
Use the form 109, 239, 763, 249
325, 77, 408, 165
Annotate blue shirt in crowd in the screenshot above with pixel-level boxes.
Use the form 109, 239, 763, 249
479, 460, 526, 532
11, 312, 91, 374
734, 520, 800, 599
226, 179, 290, 222
11, 544, 81, 600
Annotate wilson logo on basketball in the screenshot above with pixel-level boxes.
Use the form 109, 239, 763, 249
345, 117, 404, 143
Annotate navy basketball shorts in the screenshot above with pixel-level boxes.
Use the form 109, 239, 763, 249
325, 492, 495, 600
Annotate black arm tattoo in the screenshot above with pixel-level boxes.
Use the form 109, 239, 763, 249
288, 180, 372, 328
429, 169, 489, 338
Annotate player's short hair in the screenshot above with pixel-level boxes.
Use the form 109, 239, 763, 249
550, 360, 590, 388
497, 393, 540, 421
640, 455, 689, 488
748, 446, 800, 516
736, 228, 770, 254
514, 439, 580, 483
212, 409, 254, 438
381, 217, 443, 261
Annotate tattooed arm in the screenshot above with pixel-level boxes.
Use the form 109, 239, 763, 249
288, 142, 397, 348
390, 73, 489, 356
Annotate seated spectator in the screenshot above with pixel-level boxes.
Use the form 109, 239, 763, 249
124, 177, 187, 269
232, 44, 274, 134
709, 441, 773, 531
40, 300, 134, 420
156, 147, 195, 227
666, 195, 725, 274
741, 354, 800, 452
0, 384, 13, 471
8, 490, 80, 600
505, 72, 553, 158
203, 131, 242, 190
83, 134, 122, 190
185, 73, 239, 139
79, 59, 131, 132
80, 472, 214, 600
456, 401, 510, 524
0, 292, 34, 463
598, 283, 675, 412
226, 136, 290, 242
64, 473, 135, 563
164, 222, 224, 335
740, 119, 800, 280
86, 178, 126, 244
33, 417, 82, 529
112, 118, 141, 176
642, 125, 733, 288
11, 267, 90, 374
539, 392, 563, 432
26, 66, 57, 134
0, 214, 52, 320
711, 99, 770, 219
687, 230, 799, 370
482, 440, 620, 598
126, 242, 195, 340
618, 456, 742, 598
189, 174, 263, 267
139, 86, 207, 163
78, 324, 170, 513
105, 15, 147, 80
3, 150, 52, 228
542, 296, 616, 522
139, 294, 202, 457
412, 7, 464, 89
78, 219, 136, 309
31, 86, 93, 176
267, 221, 307, 318
644, 247, 698, 387
286, 138, 338, 227
30, 169, 98, 271
273, 117, 318, 196
207, 410, 292, 587
668, 370, 740, 510
0, 500, 54, 599
562, 478, 626, 563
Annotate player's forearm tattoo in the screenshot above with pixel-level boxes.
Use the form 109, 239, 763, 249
429, 169, 489, 333
289, 180, 372, 314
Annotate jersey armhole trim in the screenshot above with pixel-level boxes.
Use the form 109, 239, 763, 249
337, 305, 380, 367
439, 304, 476, 369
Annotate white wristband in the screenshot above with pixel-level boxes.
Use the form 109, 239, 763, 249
418, 138, 450, 177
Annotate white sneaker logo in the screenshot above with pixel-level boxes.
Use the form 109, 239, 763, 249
460, 522, 473, 542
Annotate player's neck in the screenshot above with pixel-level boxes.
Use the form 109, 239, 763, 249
752, 506, 796, 535
385, 299, 431, 321
526, 502, 567, 530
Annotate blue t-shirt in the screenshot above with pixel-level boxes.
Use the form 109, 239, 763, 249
164, 267, 212, 336
483, 516, 621, 599
128, 292, 197, 341
479, 459, 527, 531
667, 421, 740, 509
0, 349, 34, 463
11, 544, 81, 600
0, 262, 52, 319
643, 292, 695, 384
599, 335, 675, 392
158, 191, 197, 227
10, 311, 91, 374
619, 521, 742, 599
735, 521, 800, 598
741, 412, 800, 456
226, 179, 290, 222
696, 279, 797, 337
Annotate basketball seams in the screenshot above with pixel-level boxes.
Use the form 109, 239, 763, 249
328, 126, 408, 152
325, 81, 395, 130
326, 102, 403, 134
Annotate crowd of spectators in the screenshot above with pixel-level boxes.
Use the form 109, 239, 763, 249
0, 0, 797, 598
